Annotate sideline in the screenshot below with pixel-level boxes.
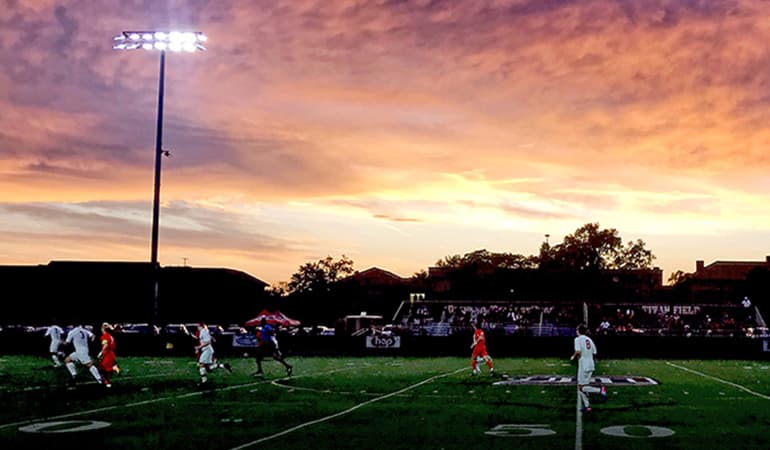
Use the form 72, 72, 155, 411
228, 367, 467, 450
575, 390, 583, 450
0, 365, 364, 431
666, 362, 770, 400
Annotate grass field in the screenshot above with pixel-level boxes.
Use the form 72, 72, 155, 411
1, 355, 769, 449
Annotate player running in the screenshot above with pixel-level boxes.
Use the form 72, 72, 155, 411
570, 324, 607, 412
63, 324, 105, 387
470, 320, 494, 376
44, 323, 65, 367
254, 318, 292, 378
97, 322, 120, 388
194, 322, 232, 386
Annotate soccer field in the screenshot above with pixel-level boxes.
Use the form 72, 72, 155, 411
1, 355, 768, 449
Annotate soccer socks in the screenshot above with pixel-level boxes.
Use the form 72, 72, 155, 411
486, 357, 493, 370
65, 362, 77, 377
579, 389, 590, 408
579, 385, 601, 408
89, 365, 103, 383
51, 354, 62, 367
199, 366, 208, 383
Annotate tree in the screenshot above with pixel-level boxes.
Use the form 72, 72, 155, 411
435, 249, 537, 270
542, 223, 655, 271
287, 255, 354, 295
667, 270, 690, 286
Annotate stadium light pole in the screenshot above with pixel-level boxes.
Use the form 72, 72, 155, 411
113, 31, 207, 325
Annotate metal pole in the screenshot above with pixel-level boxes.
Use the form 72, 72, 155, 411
151, 50, 166, 325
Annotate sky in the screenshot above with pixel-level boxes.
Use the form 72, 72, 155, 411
2, 0, 770, 286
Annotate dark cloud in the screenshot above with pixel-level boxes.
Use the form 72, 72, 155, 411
0, 200, 296, 254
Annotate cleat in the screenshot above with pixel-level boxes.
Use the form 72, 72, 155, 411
600, 386, 607, 402
224, 362, 233, 373
580, 407, 592, 413
286, 365, 293, 377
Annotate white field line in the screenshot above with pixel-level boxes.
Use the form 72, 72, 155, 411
666, 362, 770, 400
267, 378, 463, 400
575, 390, 583, 450
6, 372, 179, 393
229, 367, 466, 450
0, 365, 363, 431
248, 365, 368, 393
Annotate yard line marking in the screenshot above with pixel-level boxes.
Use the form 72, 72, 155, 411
228, 367, 466, 450
268, 379, 463, 400
248, 365, 363, 393
575, 390, 583, 450
5, 372, 179, 393
666, 362, 770, 400
0, 365, 362, 431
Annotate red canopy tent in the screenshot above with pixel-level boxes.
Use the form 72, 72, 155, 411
244, 310, 301, 327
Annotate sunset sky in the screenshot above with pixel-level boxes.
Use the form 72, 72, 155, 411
2, 0, 770, 286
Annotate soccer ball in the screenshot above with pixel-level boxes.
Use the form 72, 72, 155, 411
476, 356, 484, 364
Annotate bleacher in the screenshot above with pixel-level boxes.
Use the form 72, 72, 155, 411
393, 300, 584, 337
392, 300, 768, 338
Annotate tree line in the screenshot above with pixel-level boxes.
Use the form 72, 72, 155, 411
279, 223, 655, 296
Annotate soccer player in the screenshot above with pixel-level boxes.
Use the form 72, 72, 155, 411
195, 322, 232, 385
97, 322, 120, 388
254, 318, 292, 378
63, 324, 105, 386
44, 323, 65, 367
570, 324, 607, 412
470, 320, 494, 375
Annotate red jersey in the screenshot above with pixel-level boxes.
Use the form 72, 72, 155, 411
99, 332, 117, 372
101, 332, 116, 353
473, 329, 485, 348
471, 328, 488, 358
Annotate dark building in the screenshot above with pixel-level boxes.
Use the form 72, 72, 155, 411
0, 261, 269, 325
677, 256, 770, 304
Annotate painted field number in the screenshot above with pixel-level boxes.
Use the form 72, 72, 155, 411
19, 420, 112, 434
485, 424, 557, 437
600, 425, 675, 438
487, 424, 675, 439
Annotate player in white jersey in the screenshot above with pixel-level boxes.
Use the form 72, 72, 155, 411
194, 323, 231, 385
63, 324, 105, 386
570, 324, 606, 412
44, 324, 65, 367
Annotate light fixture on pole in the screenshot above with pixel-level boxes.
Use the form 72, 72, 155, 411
113, 30, 207, 325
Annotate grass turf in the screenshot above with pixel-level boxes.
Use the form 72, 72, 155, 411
0, 355, 768, 449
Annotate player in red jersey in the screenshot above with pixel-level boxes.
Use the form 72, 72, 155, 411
470, 319, 494, 375
97, 322, 120, 388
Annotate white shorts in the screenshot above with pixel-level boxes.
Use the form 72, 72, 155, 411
199, 346, 214, 365
577, 368, 594, 385
68, 350, 92, 365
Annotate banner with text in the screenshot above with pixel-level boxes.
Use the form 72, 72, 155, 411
366, 335, 401, 349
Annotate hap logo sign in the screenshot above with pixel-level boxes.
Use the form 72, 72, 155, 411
366, 335, 401, 349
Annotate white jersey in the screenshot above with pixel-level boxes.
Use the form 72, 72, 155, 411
198, 327, 212, 346
45, 325, 63, 343
197, 327, 214, 364
574, 335, 597, 372
66, 326, 94, 354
